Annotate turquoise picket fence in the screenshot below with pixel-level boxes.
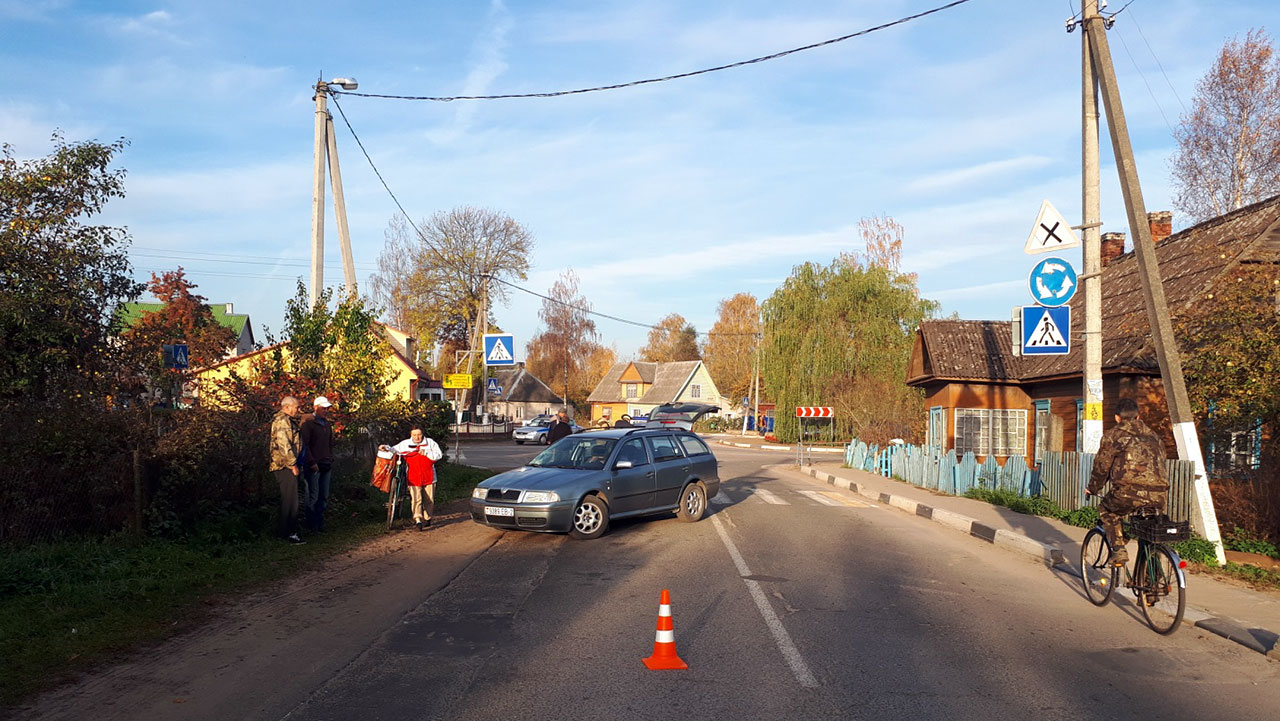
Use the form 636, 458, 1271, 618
840, 439, 1195, 520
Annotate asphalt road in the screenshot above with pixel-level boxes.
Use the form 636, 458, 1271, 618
282, 446, 1280, 721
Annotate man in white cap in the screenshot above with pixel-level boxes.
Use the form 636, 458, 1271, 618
300, 395, 335, 532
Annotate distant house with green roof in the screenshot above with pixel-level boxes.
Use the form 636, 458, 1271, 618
118, 301, 256, 358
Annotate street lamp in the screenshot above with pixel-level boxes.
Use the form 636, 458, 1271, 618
310, 76, 359, 305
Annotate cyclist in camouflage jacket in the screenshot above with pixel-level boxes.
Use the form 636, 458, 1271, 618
1086, 397, 1168, 567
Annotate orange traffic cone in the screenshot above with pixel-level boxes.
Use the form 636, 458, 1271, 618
642, 589, 688, 670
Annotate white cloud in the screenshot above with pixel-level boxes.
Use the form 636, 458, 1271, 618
905, 156, 1053, 193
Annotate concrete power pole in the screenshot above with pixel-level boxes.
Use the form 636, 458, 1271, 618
1082, 13, 1226, 564
309, 77, 360, 306
1080, 0, 1104, 454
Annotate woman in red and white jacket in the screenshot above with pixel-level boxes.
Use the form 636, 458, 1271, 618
383, 428, 443, 530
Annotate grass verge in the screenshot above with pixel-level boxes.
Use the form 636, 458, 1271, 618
0, 461, 492, 708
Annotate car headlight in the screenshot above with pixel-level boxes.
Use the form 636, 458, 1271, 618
472, 487, 489, 499
520, 490, 560, 503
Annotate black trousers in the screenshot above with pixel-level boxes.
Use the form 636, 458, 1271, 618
275, 468, 300, 538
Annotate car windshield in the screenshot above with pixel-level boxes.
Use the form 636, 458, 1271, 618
528, 438, 616, 470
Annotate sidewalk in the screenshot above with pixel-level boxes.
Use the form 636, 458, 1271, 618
704, 433, 846, 454
802, 460, 1280, 660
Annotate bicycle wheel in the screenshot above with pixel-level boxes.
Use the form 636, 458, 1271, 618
1081, 528, 1117, 606
1140, 545, 1186, 635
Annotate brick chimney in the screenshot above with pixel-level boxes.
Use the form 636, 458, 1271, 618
1101, 231, 1126, 267
1148, 210, 1172, 244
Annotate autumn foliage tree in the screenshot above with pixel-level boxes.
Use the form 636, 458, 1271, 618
701, 293, 759, 408
526, 269, 614, 408
117, 268, 236, 400
640, 313, 700, 363
1171, 28, 1280, 223
369, 209, 533, 371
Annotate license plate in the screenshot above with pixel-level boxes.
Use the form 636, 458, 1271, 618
485, 506, 514, 517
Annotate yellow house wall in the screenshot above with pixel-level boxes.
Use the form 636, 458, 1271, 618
195, 345, 420, 408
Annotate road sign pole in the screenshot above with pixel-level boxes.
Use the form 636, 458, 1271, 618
1081, 0, 1104, 454
1085, 13, 1224, 564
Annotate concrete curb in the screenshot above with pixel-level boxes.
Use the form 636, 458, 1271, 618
717, 440, 844, 453
799, 464, 1280, 660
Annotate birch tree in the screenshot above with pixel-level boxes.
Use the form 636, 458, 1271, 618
1171, 29, 1280, 222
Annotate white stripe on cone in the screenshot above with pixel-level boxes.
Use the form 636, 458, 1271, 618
655, 629, 675, 643
658, 605, 671, 616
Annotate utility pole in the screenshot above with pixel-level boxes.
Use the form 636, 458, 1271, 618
1081, 0, 1104, 454
309, 77, 359, 306
1081, 12, 1226, 564
479, 273, 489, 423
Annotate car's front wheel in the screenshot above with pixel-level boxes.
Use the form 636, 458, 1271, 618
675, 482, 707, 523
569, 495, 608, 540
539, 434, 549, 445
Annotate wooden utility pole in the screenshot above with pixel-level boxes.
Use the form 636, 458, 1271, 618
1081, 0, 1104, 454
309, 77, 360, 306
1083, 13, 1225, 564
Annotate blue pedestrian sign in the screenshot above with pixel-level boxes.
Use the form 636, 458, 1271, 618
482, 333, 515, 366
487, 377, 502, 394
162, 343, 189, 370
1021, 306, 1071, 355
1027, 256, 1078, 307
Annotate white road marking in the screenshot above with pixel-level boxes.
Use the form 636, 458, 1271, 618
711, 514, 819, 689
798, 490, 842, 506
751, 488, 787, 505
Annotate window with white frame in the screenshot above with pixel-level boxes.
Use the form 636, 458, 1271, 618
625, 383, 637, 399
954, 408, 1027, 457
690, 384, 701, 399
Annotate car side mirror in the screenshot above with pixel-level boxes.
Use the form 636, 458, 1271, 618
614, 460, 633, 470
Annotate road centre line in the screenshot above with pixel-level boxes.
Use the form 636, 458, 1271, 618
710, 514, 819, 689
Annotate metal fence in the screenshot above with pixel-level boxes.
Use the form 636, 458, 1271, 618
843, 440, 1196, 521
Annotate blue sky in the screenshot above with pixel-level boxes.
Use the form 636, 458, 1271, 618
3, 0, 1276, 360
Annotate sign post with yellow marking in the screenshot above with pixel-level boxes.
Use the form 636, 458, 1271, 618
443, 373, 473, 390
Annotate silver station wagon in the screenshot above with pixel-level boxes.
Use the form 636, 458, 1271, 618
470, 404, 721, 539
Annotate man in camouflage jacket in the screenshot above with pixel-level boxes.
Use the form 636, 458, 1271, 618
1086, 397, 1168, 566
269, 395, 305, 543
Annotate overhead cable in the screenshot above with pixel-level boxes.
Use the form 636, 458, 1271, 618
331, 0, 976, 102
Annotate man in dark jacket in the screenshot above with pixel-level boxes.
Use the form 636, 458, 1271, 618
1085, 397, 1168, 567
300, 396, 335, 532
547, 409, 574, 444
613, 414, 633, 428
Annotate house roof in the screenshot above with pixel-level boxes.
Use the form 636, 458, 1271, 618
638, 361, 702, 404
491, 366, 564, 404
909, 320, 1022, 384
587, 360, 703, 404
909, 194, 1280, 386
119, 301, 252, 338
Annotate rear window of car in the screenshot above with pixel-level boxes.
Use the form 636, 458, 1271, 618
678, 435, 711, 456
646, 435, 684, 461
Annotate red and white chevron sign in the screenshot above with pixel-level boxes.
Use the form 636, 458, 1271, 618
794, 407, 834, 418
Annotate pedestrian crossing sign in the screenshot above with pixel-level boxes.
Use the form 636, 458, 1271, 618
482, 333, 515, 366
1021, 305, 1070, 355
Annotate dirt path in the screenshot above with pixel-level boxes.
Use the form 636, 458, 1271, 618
10, 505, 502, 721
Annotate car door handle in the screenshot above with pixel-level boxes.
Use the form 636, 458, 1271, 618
682, 466, 690, 472
645, 472, 655, 478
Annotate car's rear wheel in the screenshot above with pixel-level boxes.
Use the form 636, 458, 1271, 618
539, 433, 549, 445
569, 495, 608, 540
675, 482, 707, 523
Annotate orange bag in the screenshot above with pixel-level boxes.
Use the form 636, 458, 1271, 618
371, 451, 395, 493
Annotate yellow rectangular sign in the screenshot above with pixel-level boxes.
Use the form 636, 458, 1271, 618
443, 373, 473, 389
1084, 402, 1103, 421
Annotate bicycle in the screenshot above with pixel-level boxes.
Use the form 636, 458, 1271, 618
1080, 508, 1189, 634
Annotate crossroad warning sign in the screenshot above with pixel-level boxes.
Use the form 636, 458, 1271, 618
1020, 306, 1071, 355
1024, 199, 1081, 254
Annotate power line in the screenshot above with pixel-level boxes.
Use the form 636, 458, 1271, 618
331, 0, 976, 102
1114, 25, 1175, 135
131, 251, 378, 272
1126, 7, 1187, 115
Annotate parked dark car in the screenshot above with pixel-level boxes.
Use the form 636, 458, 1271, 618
472, 404, 721, 539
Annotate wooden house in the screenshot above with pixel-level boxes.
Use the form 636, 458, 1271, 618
587, 360, 725, 426
908, 196, 1280, 466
